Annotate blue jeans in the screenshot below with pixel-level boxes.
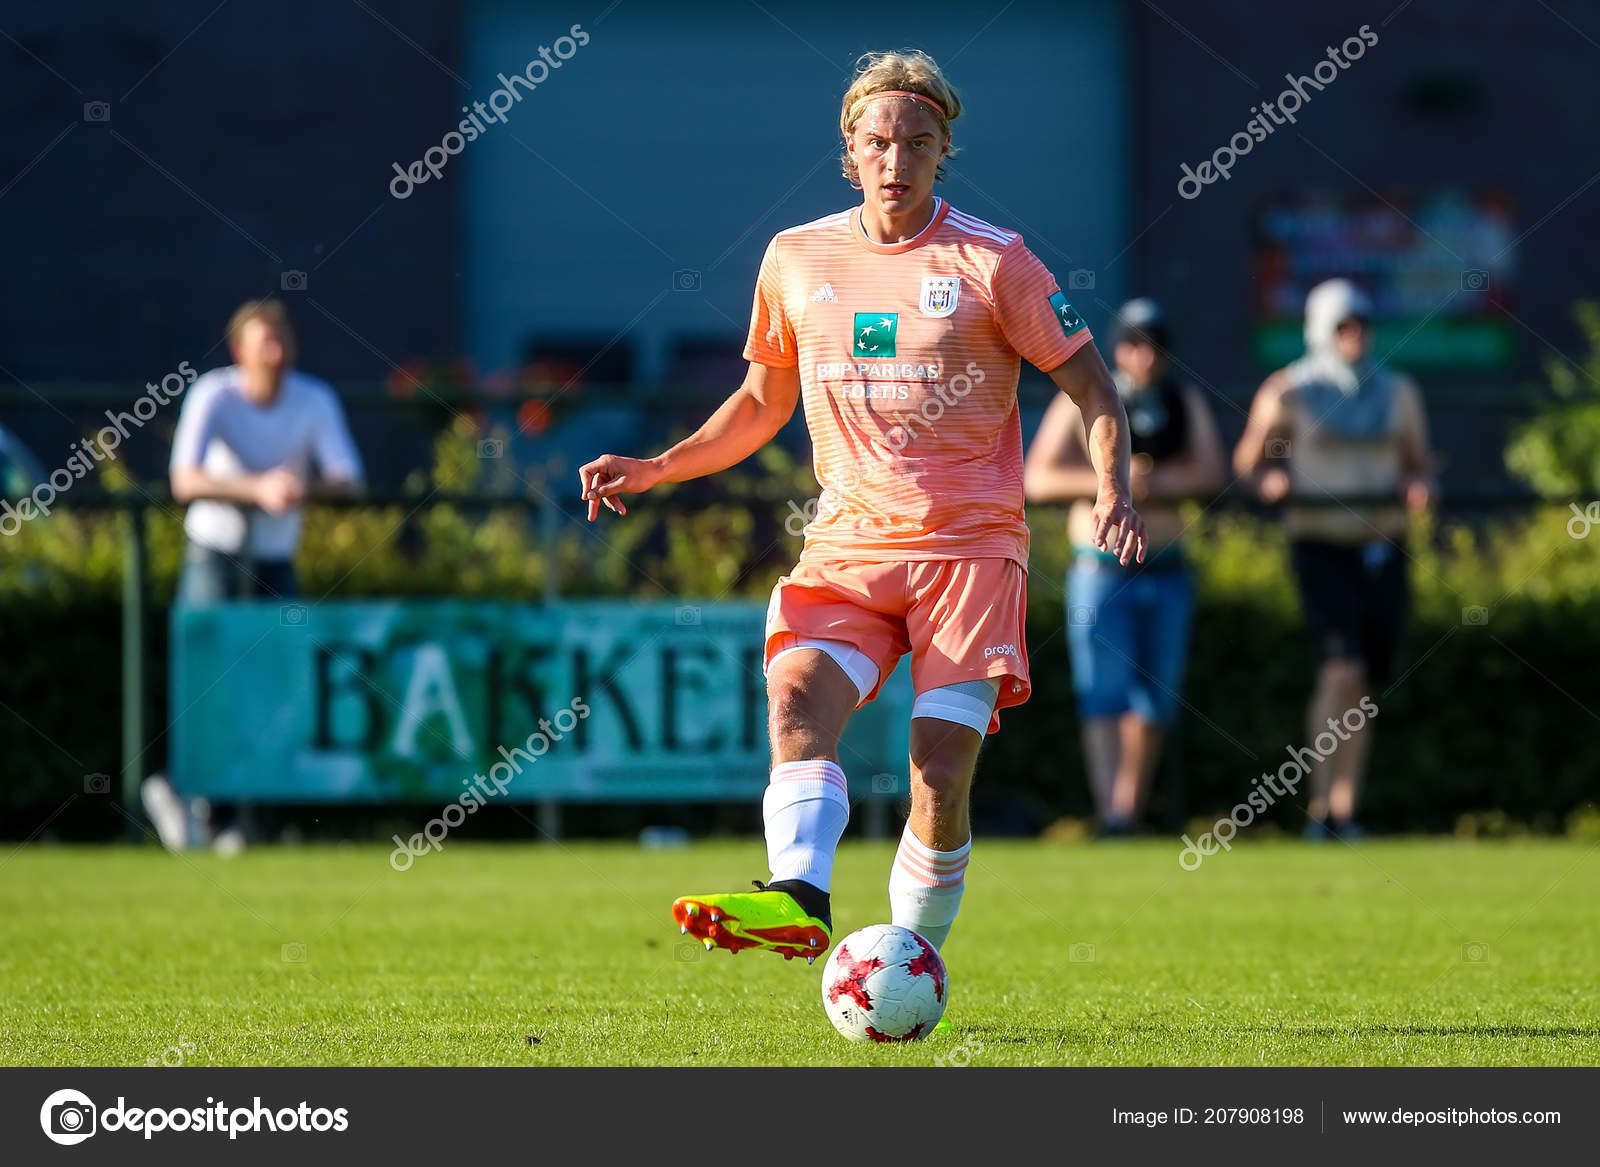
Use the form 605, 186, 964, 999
1066, 549, 1196, 726
176, 543, 298, 604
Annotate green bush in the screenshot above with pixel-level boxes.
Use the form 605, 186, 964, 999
1506, 299, 1600, 497
4, 410, 1598, 837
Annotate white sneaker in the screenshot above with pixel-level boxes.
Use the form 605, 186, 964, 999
212, 827, 247, 857
139, 774, 189, 852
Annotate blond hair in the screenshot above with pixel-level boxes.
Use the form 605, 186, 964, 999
226, 298, 297, 363
839, 50, 963, 188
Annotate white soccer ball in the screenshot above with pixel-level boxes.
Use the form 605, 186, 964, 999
820, 924, 947, 1042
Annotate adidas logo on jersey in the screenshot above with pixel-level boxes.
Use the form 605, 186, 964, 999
809, 283, 838, 302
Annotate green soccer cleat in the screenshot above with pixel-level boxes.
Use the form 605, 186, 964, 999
672, 880, 832, 963
932, 1017, 955, 1034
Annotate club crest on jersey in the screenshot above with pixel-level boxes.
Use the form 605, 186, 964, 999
1049, 291, 1087, 337
918, 275, 960, 318
852, 312, 898, 358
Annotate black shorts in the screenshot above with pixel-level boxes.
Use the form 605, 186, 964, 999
1289, 538, 1408, 685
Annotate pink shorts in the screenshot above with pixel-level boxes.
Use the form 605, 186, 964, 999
763, 558, 1031, 735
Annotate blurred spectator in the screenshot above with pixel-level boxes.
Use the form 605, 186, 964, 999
0, 421, 45, 498
1025, 299, 1225, 835
140, 298, 364, 853
1233, 278, 1434, 839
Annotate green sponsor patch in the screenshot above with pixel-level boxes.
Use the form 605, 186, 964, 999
852, 312, 898, 358
1049, 292, 1086, 337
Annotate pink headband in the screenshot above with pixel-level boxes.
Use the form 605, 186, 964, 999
854, 89, 947, 119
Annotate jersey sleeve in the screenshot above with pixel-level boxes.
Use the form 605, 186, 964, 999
990, 239, 1093, 373
741, 237, 798, 368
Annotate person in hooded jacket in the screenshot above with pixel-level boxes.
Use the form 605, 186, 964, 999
1234, 278, 1435, 839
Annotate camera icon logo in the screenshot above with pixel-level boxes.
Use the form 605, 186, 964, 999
1069, 605, 1097, 627
40, 1088, 97, 1145
281, 942, 307, 963
83, 101, 111, 123
477, 438, 504, 459
1460, 269, 1490, 292
671, 268, 702, 292
1266, 438, 1293, 459
1461, 941, 1490, 963
280, 269, 308, 292
870, 773, 897, 795
145, 1035, 196, 1068
674, 605, 701, 626
1067, 268, 1096, 290
933, 1037, 984, 1067
1461, 605, 1489, 626
83, 773, 111, 794
674, 939, 703, 962
280, 603, 308, 627
1069, 942, 1096, 963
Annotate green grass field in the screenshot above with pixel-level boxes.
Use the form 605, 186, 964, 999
3, 838, 1597, 1066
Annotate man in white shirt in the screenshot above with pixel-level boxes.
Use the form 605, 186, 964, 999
144, 298, 363, 851
169, 298, 364, 600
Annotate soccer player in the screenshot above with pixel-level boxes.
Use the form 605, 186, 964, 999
579, 50, 1143, 964
1234, 278, 1433, 838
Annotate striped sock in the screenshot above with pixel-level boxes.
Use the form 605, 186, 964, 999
888, 823, 970, 950
763, 759, 850, 892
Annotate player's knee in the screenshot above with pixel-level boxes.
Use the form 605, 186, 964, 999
767, 674, 827, 755
909, 752, 974, 809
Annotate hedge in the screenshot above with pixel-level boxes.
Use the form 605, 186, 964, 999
3, 408, 1597, 840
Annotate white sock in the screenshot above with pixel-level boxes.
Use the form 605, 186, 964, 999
888, 823, 970, 950
763, 760, 850, 892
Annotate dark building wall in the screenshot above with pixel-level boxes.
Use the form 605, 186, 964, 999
1129, 0, 1600, 468
0, 2, 461, 383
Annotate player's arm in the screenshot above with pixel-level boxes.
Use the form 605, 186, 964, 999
1022, 391, 1100, 502
1142, 386, 1227, 499
1046, 343, 1146, 563
578, 360, 800, 520
1232, 370, 1292, 503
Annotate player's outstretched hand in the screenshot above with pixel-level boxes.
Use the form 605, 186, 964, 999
1091, 486, 1147, 565
578, 454, 663, 521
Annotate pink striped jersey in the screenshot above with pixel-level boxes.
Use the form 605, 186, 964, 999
743, 197, 1092, 567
